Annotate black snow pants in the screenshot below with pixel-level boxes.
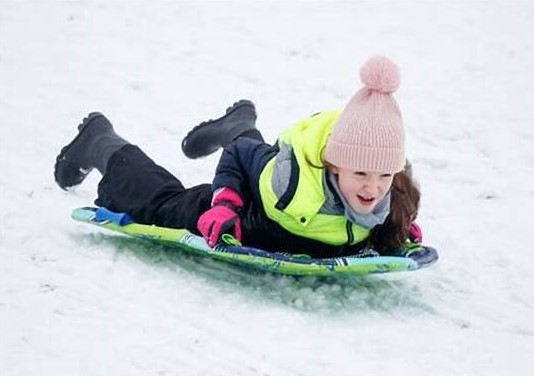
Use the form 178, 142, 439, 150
95, 144, 212, 235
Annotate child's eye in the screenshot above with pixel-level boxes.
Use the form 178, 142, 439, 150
380, 173, 393, 178
354, 171, 367, 176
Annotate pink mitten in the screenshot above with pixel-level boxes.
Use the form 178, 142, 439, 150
408, 222, 423, 243
197, 188, 244, 247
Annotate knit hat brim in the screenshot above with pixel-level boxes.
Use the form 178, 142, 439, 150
324, 139, 405, 173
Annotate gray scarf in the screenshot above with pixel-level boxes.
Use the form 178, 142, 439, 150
326, 172, 391, 229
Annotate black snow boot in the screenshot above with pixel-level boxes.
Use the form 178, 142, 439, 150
54, 112, 129, 190
181, 99, 259, 159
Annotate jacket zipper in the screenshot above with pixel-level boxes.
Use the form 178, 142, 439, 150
336, 221, 355, 257
345, 221, 354, 245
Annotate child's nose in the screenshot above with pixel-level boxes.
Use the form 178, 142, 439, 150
363, 177, 381, 194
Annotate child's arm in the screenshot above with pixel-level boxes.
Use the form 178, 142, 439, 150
197, 138, 276, 246
211, 138, 276, 206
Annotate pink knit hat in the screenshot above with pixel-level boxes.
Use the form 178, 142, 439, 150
324, 56, 405, 173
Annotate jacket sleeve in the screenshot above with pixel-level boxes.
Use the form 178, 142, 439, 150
211, 138, 278, 205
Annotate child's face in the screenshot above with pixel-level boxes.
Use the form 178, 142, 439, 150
330, 166, 394, 214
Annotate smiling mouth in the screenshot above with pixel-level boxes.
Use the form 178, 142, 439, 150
357, 195, 375, 206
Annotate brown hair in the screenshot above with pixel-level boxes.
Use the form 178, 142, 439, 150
368, 170, 420, 253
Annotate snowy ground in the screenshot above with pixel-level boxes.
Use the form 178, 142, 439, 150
1, 1, 534, 375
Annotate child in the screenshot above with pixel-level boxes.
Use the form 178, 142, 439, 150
54, 56, 422, 258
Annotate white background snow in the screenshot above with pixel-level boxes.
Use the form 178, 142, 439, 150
1, 1, 534, 375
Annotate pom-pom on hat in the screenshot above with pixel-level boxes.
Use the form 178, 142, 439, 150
324, 56, 405, 173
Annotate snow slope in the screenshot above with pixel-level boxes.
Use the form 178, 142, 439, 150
1, 1, 534, 375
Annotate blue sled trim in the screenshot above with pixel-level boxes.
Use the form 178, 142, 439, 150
94, 207, 133, 226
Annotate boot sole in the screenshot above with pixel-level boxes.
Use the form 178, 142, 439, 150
181, 99, 256, 159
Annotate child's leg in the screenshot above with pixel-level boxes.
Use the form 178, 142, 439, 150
95, 144, 212, 233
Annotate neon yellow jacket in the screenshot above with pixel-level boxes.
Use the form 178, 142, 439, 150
258, 110, 370, 246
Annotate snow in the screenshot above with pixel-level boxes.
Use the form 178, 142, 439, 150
1, 0, 534, 375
